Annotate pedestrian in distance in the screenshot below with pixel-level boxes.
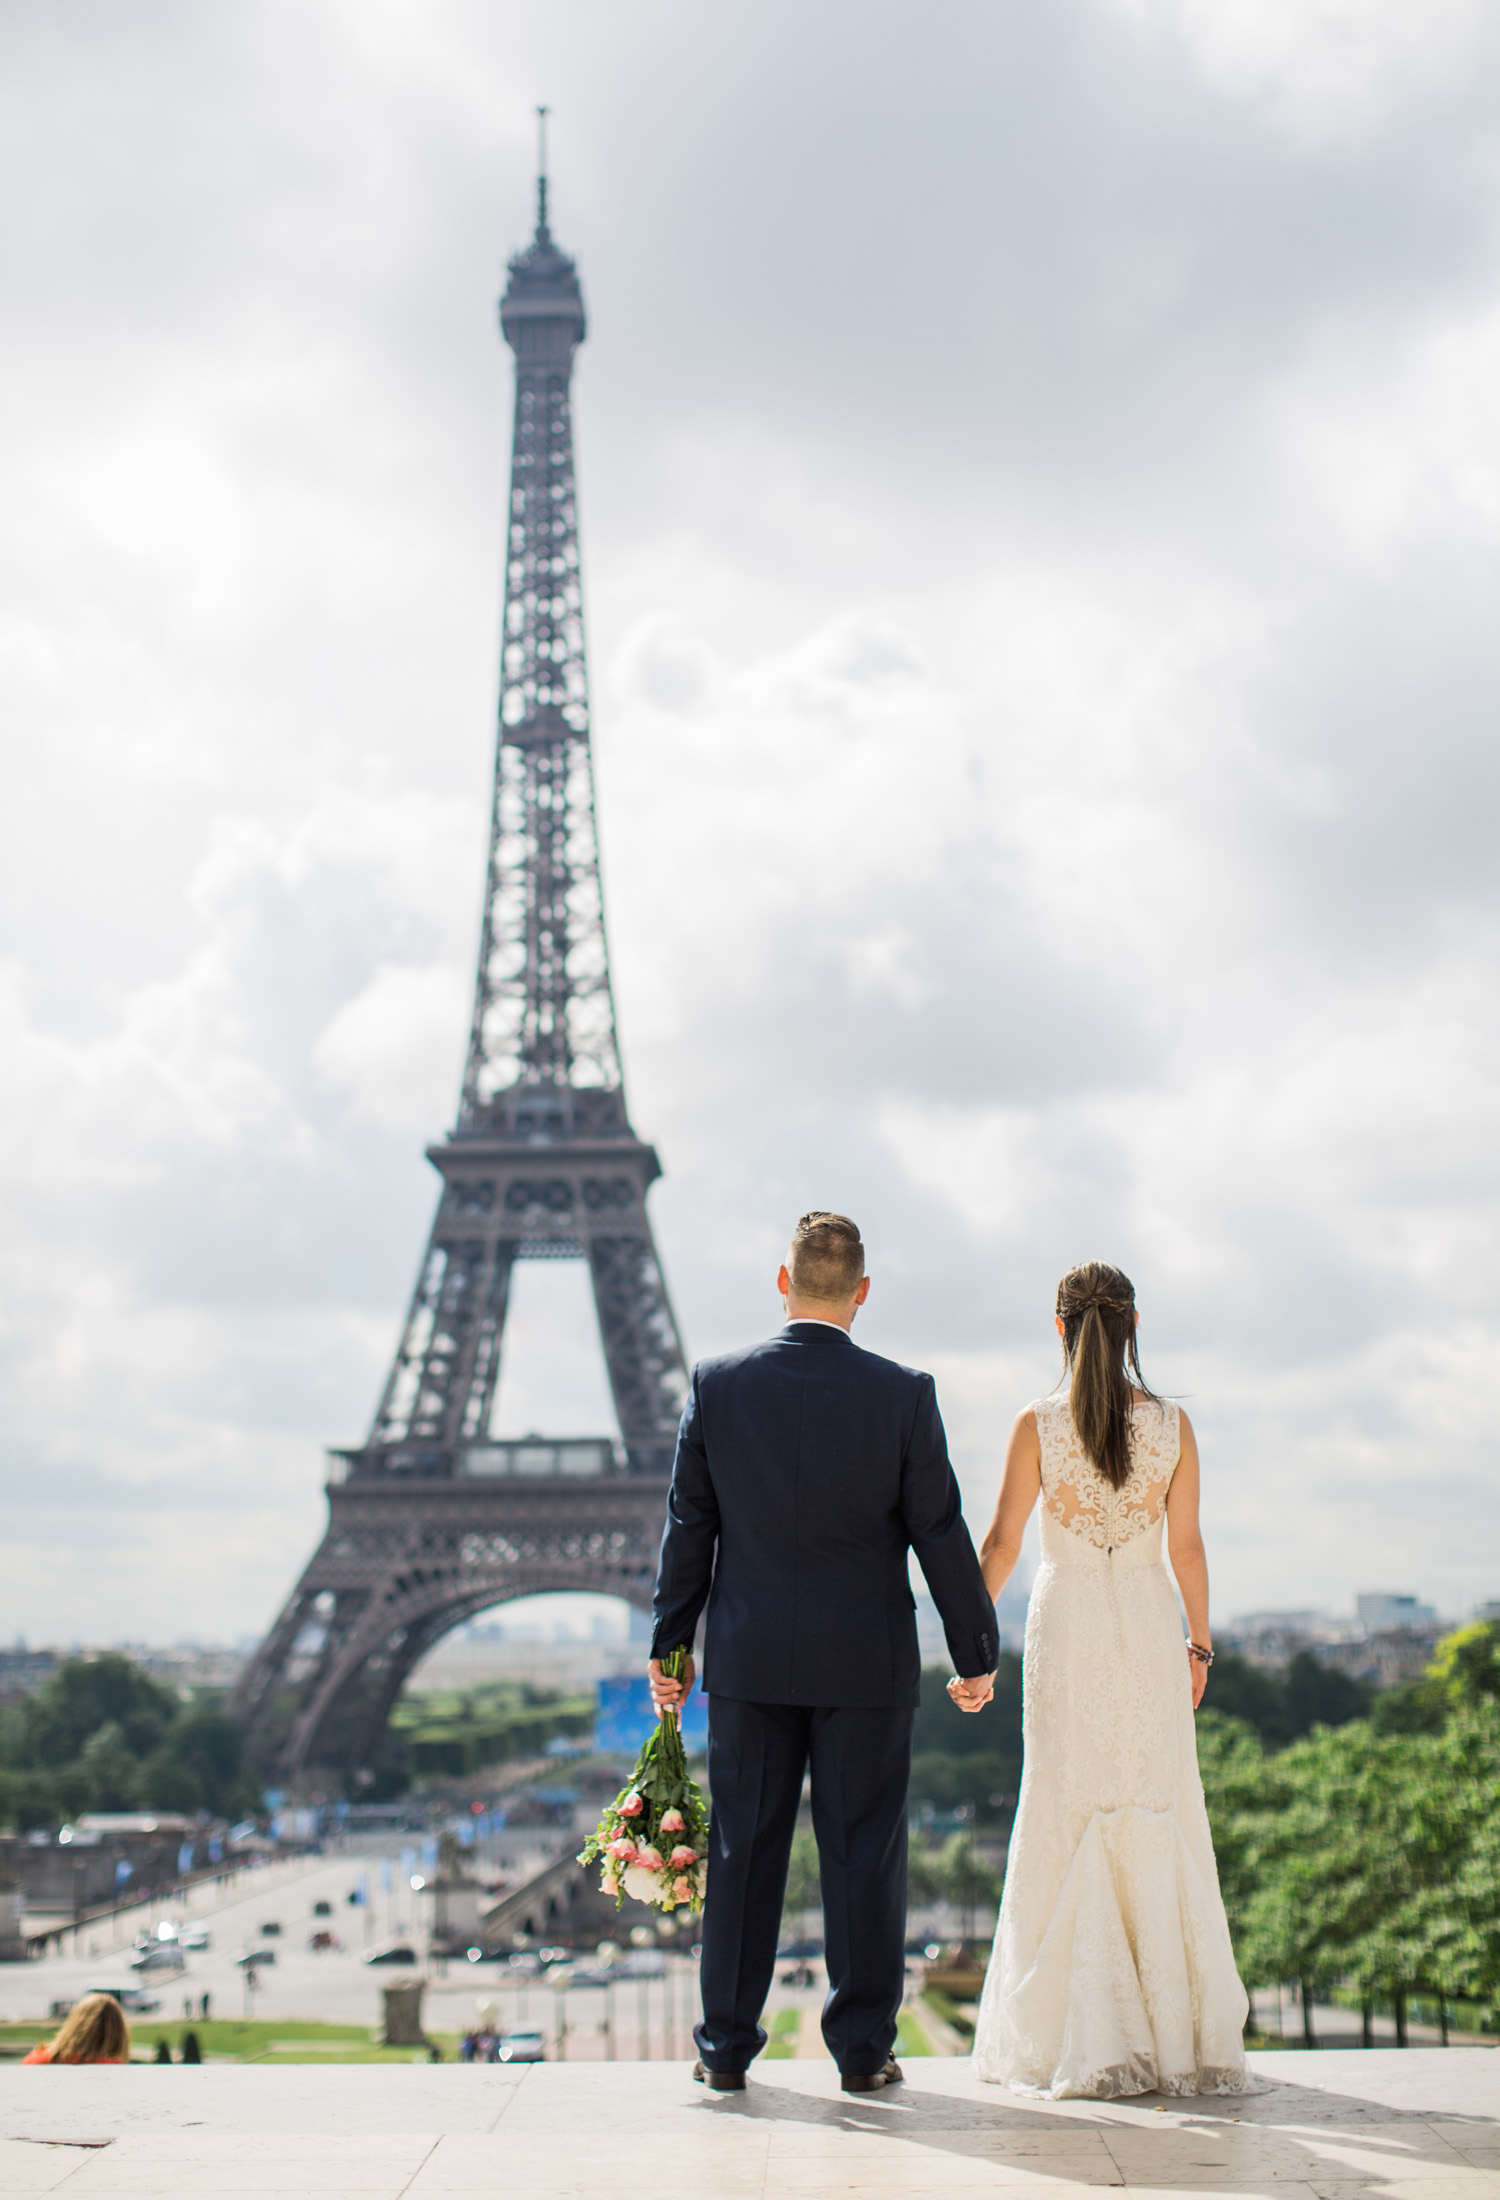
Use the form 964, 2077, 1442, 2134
22, 1992, 131, 2065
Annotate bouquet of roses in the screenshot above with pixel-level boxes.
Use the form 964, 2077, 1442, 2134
579, 1648, 708, 1912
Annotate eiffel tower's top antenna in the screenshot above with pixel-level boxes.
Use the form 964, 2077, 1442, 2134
535, 104, 550, 240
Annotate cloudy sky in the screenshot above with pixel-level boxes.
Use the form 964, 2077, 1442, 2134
3, 0, 1498, 1646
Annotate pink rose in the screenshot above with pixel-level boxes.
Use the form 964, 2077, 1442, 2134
668, 1845, 698, 1870
605, 1837, 637, 1862
618, 1792, 644, 1818
659, 1809, 685, 1834
635, 1845, 664, 1871
672, 1874, 693, 1900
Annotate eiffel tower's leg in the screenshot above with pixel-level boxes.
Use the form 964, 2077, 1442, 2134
588, 1223, 689, 1474
373, 1231, 518, 1452
230, 1545, 376, 1767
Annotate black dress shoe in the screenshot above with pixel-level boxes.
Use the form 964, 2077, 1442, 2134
693, 2059, 746, 2091
841, 2057, 904, 2094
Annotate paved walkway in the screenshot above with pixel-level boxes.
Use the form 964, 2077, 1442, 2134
2, 2050, 1496, 2197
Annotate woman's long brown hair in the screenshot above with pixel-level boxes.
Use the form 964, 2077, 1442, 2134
1056, 1261, 1157, 1489
46, 1992, 131, 2063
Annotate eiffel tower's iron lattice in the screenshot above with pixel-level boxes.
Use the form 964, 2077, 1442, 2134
231, 143, 688, 1782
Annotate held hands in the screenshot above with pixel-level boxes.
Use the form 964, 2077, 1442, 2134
946, 1671, 996, 1714
648, 1655, 696, 1716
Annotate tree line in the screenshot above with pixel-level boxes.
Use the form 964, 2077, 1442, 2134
0, 1655, 260, 1827
906, 1641, 1379, 1823
1198, 1620, 1500, 2038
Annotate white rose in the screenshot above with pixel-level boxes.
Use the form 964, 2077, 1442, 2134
622, 1864, 667, 1907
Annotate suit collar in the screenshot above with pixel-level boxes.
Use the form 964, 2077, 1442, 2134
781, 1319, 856, 1346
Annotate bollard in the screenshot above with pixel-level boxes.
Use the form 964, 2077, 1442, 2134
380, 1979, 428, 2048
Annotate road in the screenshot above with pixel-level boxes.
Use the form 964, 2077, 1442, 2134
1, 1844, 707, 2059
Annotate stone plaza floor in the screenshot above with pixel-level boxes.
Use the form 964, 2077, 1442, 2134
1, 2050, 1497, 2199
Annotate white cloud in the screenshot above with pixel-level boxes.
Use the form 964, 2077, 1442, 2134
314, 959, 469, 1133
1095, 0, 1500, 147
1267, 302, 1500, 557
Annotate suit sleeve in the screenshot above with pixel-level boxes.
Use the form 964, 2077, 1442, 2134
650, 1366, 720, 1659
900, 1374, 997, 1679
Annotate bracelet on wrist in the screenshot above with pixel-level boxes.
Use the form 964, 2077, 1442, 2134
1186, 1641, 1214, 1665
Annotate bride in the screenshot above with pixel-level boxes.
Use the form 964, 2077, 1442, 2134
966, 1261, 1255, 2099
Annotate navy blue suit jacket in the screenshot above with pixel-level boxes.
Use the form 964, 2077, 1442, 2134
650, 1321, 997, 1708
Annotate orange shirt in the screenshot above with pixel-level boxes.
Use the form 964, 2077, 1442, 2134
21, 2047, 123, 2064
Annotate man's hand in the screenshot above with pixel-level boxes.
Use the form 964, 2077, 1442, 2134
946, 1671, 995, 1714
648, 1655, 696, 1715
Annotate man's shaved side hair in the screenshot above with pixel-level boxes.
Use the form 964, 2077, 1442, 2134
787, 1211, 865, 1303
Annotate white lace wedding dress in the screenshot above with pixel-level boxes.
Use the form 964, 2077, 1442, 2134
972, 1391, 1255, 2099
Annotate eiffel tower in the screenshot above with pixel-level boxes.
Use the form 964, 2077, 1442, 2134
232, 131, 689, 1783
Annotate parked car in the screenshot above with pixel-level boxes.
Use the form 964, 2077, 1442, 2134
82, 1985, 161, 2014
496, 2028, 546, 2064
181, 1928, 211, 1952
259, 1920, 283, 1937
235, 1947, 276, 1970
312, 1899, 332, 1917
362, 1943, 418, 1967
308, 1930, 340, 1952
129, 1945, 186, 1974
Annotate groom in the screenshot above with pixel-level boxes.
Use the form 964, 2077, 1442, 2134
648, 1211, 997, 2093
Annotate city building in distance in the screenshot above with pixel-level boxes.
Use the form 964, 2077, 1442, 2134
1222, 1590, 1475, 1686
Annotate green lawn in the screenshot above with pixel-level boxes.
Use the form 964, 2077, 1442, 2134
760, 2006, 803, 2060
0, 2019, 464, 2065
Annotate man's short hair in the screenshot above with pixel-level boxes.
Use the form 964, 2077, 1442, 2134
787, 1211, 865, 1302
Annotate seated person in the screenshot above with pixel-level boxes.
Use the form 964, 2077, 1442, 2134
23, 1993, 131, 2065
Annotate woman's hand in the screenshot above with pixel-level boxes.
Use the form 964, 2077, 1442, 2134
1188, 1648, 1209, 1711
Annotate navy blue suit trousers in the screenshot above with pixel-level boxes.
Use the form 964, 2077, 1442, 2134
695, 1697, 914, 2075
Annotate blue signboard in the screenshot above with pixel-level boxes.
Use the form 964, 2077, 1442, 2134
595, 1675, 708, 1756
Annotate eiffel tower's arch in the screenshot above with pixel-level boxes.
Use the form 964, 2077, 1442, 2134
236, 1447, 667, 1778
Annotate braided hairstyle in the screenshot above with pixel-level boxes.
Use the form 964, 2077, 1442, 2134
1055, 1261, 1158, 1490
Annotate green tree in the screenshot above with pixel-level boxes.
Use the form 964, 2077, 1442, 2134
1429, 1619, 1500, 1708
78, 1721, 141, 1811
136, 1746, 202, 1814
1207, 1651, 1371, 1749
779, 1826, 822, 1940
909, 1750, 1017, 1816
167, 1708, 250, 1812
909, 1661, 1023, 1821
912, 1658, 1023, 1761
16, 1655, 177, 1768
0, 1657, 262, 1831
1193, 1711, 1284, 1951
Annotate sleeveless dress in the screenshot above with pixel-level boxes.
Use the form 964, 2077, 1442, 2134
972, 1391, 1254, 2099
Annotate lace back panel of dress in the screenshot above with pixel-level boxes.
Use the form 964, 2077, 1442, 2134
1038, 1393, 1179, 1548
